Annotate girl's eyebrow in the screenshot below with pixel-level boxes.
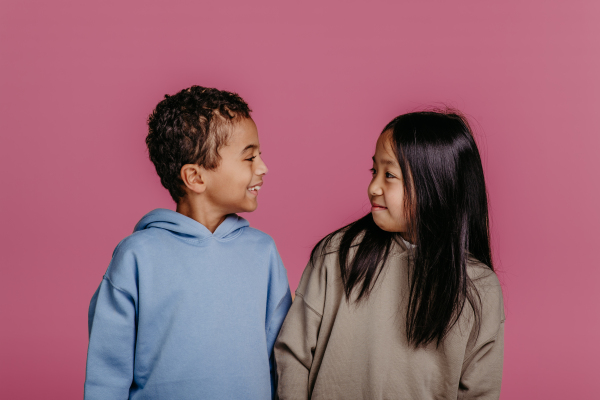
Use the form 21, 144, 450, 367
372, 156, 396, 166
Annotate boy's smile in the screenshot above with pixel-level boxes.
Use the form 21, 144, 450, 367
204, 117, 268, 214
247, 181, 263, 195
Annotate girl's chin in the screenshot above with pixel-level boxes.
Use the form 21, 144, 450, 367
373, 221, 394, 232
372, 217, 404, 233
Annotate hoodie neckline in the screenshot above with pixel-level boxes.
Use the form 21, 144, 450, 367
134, 209, 249, 242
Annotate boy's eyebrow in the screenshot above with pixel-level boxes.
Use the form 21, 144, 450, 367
240, 144, 259, 155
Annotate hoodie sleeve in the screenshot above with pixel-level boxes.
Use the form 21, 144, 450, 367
274, 255, 327, 400
84, 242, 139, 400
458, 270, 505, 400
265, 242, 293, 398
458, 322, 504, 400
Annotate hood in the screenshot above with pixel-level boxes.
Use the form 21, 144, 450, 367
134, 209, 249, 241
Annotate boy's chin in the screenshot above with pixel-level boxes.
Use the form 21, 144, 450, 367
236, 201, 258, 214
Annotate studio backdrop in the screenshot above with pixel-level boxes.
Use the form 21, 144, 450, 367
1, 1, 599, 399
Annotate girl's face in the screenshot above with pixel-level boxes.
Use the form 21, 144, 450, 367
368, 132, 410, 234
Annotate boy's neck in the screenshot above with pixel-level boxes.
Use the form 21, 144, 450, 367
176, 198, 227, 234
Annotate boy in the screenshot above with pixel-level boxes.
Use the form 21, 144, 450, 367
84, 86, 292, 400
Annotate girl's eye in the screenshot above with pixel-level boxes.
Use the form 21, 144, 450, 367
370, 168, 376, 175
385, 172, 395, 179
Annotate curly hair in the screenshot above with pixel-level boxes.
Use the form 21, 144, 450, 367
146, 85, 251, 202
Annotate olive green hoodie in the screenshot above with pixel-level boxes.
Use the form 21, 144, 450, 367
275, 238, 504, 400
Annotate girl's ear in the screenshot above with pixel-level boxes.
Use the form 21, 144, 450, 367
180, 164, 207, 194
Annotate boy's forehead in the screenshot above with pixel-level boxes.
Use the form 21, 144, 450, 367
226, 118, 259, 150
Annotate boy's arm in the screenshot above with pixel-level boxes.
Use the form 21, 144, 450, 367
265, 243, 293, 398
84, 246, 138, 400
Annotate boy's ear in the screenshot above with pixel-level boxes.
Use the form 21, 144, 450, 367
180, 164, 207, 194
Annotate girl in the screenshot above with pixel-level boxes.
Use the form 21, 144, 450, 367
275, 111, 504, 400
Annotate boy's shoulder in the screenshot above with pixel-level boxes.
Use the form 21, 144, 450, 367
240, 226, 275, 242
102, 225, 175, 281
111, 228, 162, 256
236, 226, 280, 255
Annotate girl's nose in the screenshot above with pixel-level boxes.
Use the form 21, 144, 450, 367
368, 179, 382, 196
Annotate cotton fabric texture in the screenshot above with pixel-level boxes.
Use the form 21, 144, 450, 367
84, 209, 292, 400
275, 236, 504, 400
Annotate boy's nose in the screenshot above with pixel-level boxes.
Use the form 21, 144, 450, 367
256, 158, 268, 176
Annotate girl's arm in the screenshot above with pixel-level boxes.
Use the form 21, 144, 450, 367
459, 272, 505, 400
274, 257, 327, 400
458, 321, 504, 399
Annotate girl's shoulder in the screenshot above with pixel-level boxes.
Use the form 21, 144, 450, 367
314, 229, 410, 258
295, 232, 347, 314
466, 257, 501, 290
465, 257, 505, 326
309, 228, 350, 265
307, 230, 345, 277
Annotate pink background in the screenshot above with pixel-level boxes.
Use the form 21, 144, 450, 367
1, 1, 599, 398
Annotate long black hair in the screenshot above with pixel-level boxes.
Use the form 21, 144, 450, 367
311, 110, 493, 348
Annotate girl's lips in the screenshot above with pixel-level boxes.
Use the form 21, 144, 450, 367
371, 203, 387, 211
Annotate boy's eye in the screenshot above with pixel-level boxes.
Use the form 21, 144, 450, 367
245, 156, 257, 162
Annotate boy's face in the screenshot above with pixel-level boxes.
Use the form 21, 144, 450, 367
202, 118, 268, 214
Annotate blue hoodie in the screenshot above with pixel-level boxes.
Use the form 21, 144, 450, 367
84, 209, 292, 400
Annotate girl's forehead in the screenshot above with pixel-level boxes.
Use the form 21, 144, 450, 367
374, 132, 397, 162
